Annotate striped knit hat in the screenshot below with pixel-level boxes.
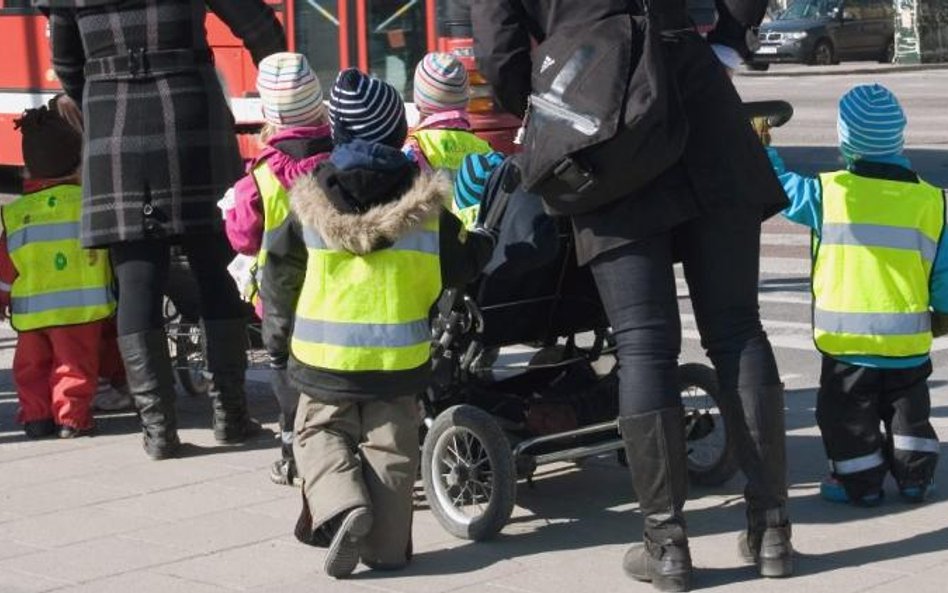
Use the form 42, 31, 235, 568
454, 151, 506, 210
837, 84, 907, 160
413, 53, 470, 116
329, 68, 407, 147
257, 53, 327, 127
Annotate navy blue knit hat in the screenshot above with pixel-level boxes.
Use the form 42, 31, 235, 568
454, 151, 505, 210
329, 68, 407, 148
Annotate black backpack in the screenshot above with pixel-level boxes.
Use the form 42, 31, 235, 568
513, 2, 689, 216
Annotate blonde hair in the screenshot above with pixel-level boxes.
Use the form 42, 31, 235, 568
259, 122, 281, 145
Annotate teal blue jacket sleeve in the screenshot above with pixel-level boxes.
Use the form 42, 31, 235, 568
930, 197, 948, 313
767, 147, 822, 232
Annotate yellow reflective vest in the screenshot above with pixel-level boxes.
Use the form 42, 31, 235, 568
291, 217, 442, 373
253, 162, 292, 271
412, 129, 491, 227
813, 171, 945, 358
2, 185, 115, 331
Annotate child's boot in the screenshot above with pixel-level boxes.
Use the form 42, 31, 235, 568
820, 474, 884, 506
324, 506, 373, 578
118, 330, 180, 460
900, 478, 936, 503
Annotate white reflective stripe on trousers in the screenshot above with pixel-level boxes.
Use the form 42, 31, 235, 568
11, 286, 114, 315
892, 435, 941, 454
814, 309, 931, 336
830, 450, 886, 475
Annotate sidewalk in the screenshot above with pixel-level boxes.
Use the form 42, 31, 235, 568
738, 61, 948, 77
1, 322, 947, 593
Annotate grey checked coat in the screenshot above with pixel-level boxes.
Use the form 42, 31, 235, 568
43, 0, 286, 248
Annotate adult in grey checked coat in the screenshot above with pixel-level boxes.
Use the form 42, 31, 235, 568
40, 0, 286, 460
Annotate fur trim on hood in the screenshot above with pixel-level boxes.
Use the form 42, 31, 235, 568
291, 171, 450, 255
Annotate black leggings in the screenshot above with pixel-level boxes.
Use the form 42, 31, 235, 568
590, 206, 781, 415
110, 233, 246, 336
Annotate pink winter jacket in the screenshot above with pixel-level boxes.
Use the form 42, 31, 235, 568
225, 125, 333, 256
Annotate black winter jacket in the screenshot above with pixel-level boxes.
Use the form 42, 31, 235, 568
472, 0, 787, 265
262, 143, 494, 403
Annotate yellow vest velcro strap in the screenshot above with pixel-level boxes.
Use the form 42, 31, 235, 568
294, 317, 430, 348
892, 435, 940, 453
814, 308, 931, 336
822, 223, 938, 262
830, 450, 885, 475
303, 227, 440, 255
7, 222, 80, 252
11, 286, 114, 315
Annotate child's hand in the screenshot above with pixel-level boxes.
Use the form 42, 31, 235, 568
752, 117, 772, 147
0, 303, 9, 322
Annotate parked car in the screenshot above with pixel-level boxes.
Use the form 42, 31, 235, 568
747, 0, 895, 70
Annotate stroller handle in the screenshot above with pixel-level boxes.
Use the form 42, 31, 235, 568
743, 100, 794, 128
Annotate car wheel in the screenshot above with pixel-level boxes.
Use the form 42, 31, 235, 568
879, 37, 895, 63
746, 62, 771, 72
809, 40, 835, 66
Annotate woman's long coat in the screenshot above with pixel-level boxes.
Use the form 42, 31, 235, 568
45, 0, 286, 248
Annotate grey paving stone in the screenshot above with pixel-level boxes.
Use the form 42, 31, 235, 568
93, 480, 282, 522
0, 568, 70, 593
0, 535, 193, 584
0, 505, 166, 549
153, 538, 325, 591
121, 508, 288, 554
0, 478, 139, 519
0, 538, 47, 561
50, 571, 238, 593
79, 456, 242, 495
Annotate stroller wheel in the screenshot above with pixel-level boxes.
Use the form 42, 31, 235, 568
421, 405, 517, 541
679, 363, 740, 487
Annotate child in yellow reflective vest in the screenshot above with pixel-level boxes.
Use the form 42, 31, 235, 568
0, 97, 117, 439
403, 52, 494, 180
267, 69, 494, 578
769, 84, 944, 505
221, 53, 333, 487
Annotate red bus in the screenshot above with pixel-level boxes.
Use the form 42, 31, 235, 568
0, 0, 518, 190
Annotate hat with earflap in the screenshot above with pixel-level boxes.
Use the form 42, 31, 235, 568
16, 101, 82, 179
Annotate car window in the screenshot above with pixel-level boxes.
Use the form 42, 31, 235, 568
778, 0, 841, 20
841, 0, 865, 20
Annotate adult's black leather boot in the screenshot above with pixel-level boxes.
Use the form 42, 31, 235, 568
618, 407, 693, 593
118, 330, 180, 460
203, 319, 260, 443
734, 383, 794, 577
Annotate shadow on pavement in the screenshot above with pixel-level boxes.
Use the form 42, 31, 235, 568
394, 384, 946, 581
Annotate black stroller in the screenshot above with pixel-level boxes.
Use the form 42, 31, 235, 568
417, 100, 794, 542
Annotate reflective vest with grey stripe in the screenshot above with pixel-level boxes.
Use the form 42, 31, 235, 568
253, 162, 292, 271
2, 185, 115, 331
813, 171, 945, 358
290, 218, 443, 373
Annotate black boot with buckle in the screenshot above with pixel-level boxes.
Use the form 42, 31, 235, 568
619, 406, 693, 593
734, 383, 794, 577
118, 330, 180, 460
203, 319, 260, 443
